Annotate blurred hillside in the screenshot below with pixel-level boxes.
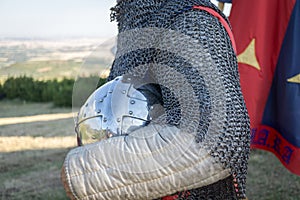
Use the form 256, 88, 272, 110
0, 37, 115, 81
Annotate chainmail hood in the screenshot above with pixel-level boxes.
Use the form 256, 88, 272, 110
109, 0, 250, 199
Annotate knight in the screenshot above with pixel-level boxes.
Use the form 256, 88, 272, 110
61, 0, 250, 199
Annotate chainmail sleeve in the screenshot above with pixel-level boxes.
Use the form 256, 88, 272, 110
109, 0, 250, 198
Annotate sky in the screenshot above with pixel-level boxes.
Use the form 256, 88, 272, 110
0, 0, 230, 38
0, 0, 117, 38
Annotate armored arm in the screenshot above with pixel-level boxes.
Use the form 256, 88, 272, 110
61, 2, 250, 199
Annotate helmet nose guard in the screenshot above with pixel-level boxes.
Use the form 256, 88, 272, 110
76, 75, 163, 146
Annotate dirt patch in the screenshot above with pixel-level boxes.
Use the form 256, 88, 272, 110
37, 67, 52, 73
0, 113, 75, 126
0, 136, 76, 152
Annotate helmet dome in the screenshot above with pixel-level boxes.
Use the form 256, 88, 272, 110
76, 75, 163, 146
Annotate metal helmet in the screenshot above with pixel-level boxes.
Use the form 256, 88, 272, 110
76, 75, 163, 146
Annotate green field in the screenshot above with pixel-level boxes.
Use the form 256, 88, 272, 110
0, 60, 81, 81
0, 100, 72, 118
0, 59, 111, 83
0, 100, 299, 200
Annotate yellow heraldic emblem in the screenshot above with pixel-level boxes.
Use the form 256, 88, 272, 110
237, 38, 261, 71
287, 73, 300, 84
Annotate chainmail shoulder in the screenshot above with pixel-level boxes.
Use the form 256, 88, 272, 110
108, 0, 250, 199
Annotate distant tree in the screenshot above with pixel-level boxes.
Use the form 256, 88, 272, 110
0, 83, 5, 99
1, 75, 106, 107
3, 77, 18, 99
53, 78, 74, 107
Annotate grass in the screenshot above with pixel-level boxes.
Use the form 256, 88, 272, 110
0, 100, 299, 200
0, 148, 71, 200
0, 100, 75, 200
247, 150, 300, 200
0, 59, 112, 83
0, 100, 72, 118
0, 60, 82, 81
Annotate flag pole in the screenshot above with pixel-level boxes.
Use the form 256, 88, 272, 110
218, 2, 225, 12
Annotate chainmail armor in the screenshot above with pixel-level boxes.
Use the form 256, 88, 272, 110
109, 0, 250, 199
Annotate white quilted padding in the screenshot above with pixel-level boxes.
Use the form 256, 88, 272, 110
63, 124, 230, 200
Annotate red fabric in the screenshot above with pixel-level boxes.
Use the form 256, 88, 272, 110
229, 0, 296, 128
251, 125, 300, 175
229, 0, 300, 176
193, 5, 237, 53
162, 191, 190, 200
162, 195, 179, 200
